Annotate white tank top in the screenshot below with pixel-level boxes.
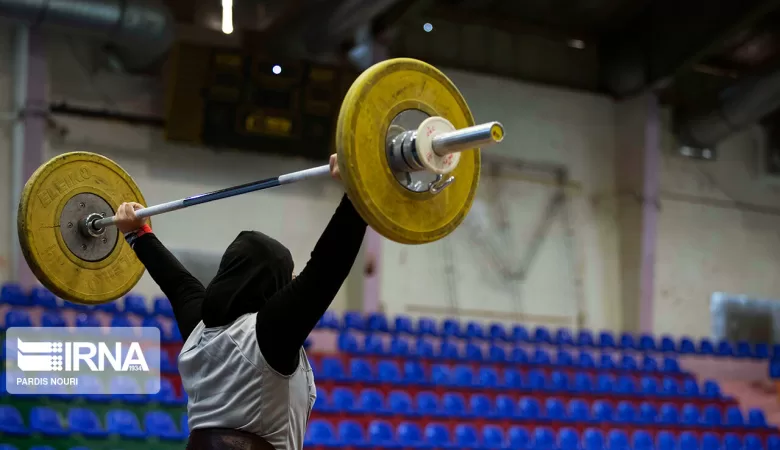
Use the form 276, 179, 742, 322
178, 313, 316, 450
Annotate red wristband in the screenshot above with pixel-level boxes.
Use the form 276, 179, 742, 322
136, 224, 152, 238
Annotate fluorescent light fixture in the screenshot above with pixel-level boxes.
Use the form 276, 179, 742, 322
222, 0, 233, 34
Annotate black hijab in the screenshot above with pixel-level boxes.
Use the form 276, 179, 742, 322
201, 231, 294, 327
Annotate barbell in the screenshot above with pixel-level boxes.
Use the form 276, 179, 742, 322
17, 58, 505, 305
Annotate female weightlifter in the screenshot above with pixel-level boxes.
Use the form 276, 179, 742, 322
115, 154, 367, 450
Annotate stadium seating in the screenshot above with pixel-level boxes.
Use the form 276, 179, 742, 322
1, 283, 779, 449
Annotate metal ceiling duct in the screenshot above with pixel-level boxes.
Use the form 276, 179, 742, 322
675, 66, 780, 148
0, 0, 175, 71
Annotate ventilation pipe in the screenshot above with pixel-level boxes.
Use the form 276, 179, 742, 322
675, 66, 780, 148
0, 0, 175, 71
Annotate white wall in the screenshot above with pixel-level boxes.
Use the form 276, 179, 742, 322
654, 122, 780, 338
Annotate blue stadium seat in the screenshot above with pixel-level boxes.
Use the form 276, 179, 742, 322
725, 406, 744, 426
661, 377, 679, 396
110, 376, 144, 403
153, 297, 174, 318
770, 436, 780, 450
305, 420, 336, 447
598, 354, 616, 370
440, 319, 459, 338
632, 430, 653, 450
717, 341, 734, 357
124, 295, 149, 316
701, 433, 720, 450
638, 403, 657, 424
555, 328, 575, 346
583, 428, 605, 450
510, 347, 529, 364
393, 315, 414, 335
578, 351, 596, 369
482, 425, 505, 449
312, 387, 331, 413
657, 431, 676, 450
389, 337, 411, 358
145, 411, 183, 440
534, 327, 553, 344
76, 376, 111, 402
317, 310, 340, 330
30, 287, 57, 309
556, 350, 574, 366
452, 365, 474, 387
75, 313, 100, 327
4, 310, 32, 328
679, 337, 696, 354
430, 364, 451, 386
455, 424, 480, 448
607, 430, 629, 450
357, 389, 385, 415
30, 407, 68, 436
397, 422, 427, 449
338, 420, 366, 447
416, 392, 440, 417
682, 378, 699, 398
755, 343, 769, 359
638, 334, 656, 351
465, 343, 483, 361
376, 360, 401, 385
744, 434, 763, 450
387, 391, 414, 417
425, 423, 453, 449
319, 357, 346, 381
465, 321, 485, 340
1, 283, 28, 306
442, 392, 470, 418
416, 339, 435, 359
679, 432, 699, 450
641, 356, 658, 372
489, 323, 507, 342
508, 426, 531, 449
620, 355, 638, 371
68, 407, 107, 438
366, 313, 389, 333
344, 311, 364, 331
496, 395, 518, 420
614, 376, 636, 394
559, 428, 579, 450
699, 339, 715, 355
110, 315, 133, 328
591, 400, 612, 423
469, 394, 494, 419
663, 358, 681, 373
658, 403, 679, 425
511, 325, 531, 343
488, 346, 507, 364
519, 397, 541, 420
619, 333, 636, 350
748, 408, 767, 428
0, 405, 28, 436
337, 333, 360, 354
640, 377, 658, 395
63, 300, 89, 311
534, 427, 555, 450
702, 405, 722, 426
615, 401, 635, 424
574, 373, 595, 393
438, 341, 460, 360
41, 311, 66, 327
402, 361, 427, 386
155, 378, 184, 405
526, 369, 546, 391
532, 348, 551, 365
660, 335, 676, 353
736, 341, 752, 359
95, 301, 119, 313
368, 420, 399, 449
478, 367, 500, 389
550, 371, 570, 391
681, 404, 699, 425
703, 380, 721, 398
577, 330, 595, 347
545, 398, 565, 421
567, 399, 589, 422
332, 387, 356, 413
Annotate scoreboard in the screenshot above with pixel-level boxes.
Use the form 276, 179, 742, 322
165, 43, 356, 160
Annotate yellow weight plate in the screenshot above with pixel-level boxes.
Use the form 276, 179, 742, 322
17, 152, 147, 305
336, 58, 480, 244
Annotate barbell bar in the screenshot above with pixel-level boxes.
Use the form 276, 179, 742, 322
87, 120, 503, 233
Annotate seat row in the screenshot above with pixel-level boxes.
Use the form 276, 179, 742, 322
305, 420, 779, 450
311, 358, 721, 400
312, 388, 768, 429
0, 405, 187, 440
316, 311, 773, 359
0, 284, 173, 318
335, 335, 685, 375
